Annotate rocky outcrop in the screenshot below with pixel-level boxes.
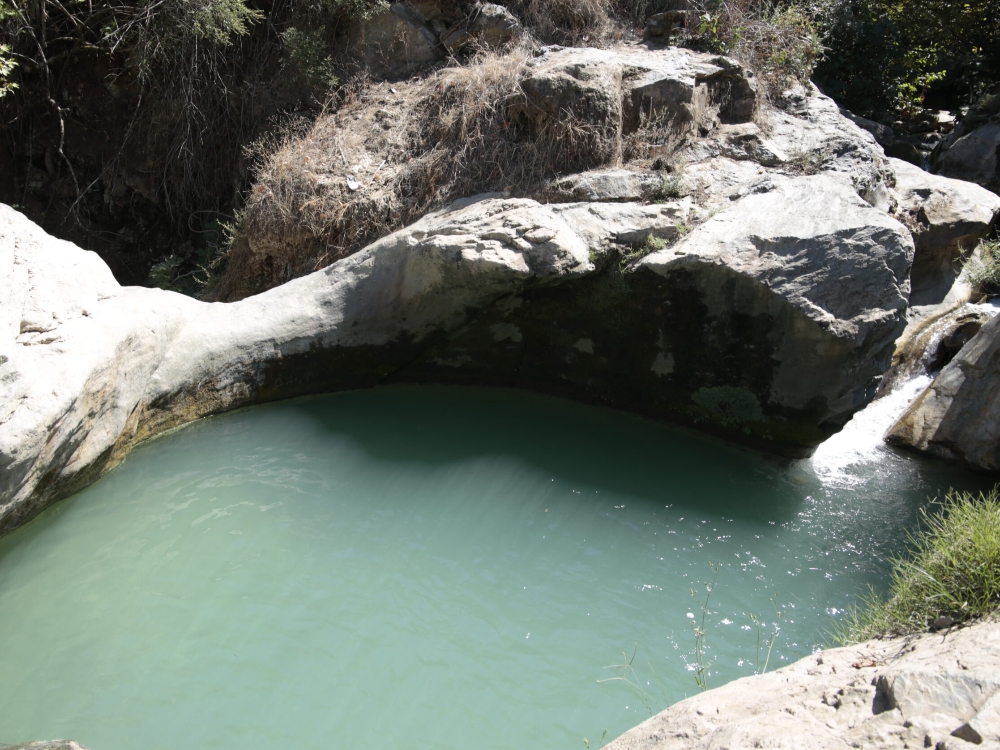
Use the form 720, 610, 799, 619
886, 312, 1000, 470
607, 618, 1000, 750
516, 45, 757, 136
890, 158, 1000, 306
0, 743, 90, 750
934, 123, 1000, 196
0, 172, 913, 535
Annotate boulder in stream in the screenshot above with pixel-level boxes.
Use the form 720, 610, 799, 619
887, 312, 1000, 470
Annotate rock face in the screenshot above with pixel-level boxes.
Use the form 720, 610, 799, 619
886, 312, 1000, 470
606, 618, 1000, 750
5, 42, 999, 532
934, 123, 1000, 195
516, 45, 757, 137
890, 158, 1000, 306
0, 174, 912, 534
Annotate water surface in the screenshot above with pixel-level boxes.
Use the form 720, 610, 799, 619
0, 386, 988, 749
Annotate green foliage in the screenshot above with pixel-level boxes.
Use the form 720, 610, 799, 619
0, 1, 17, 97
0, 43, 16, 98
190, 0, 263, 45
146, 215, 236, 295
833, 487, 1000, 644
688, 562, 719, 691
749, 593, 784, 675
281, 27, 338, 93
597, 645, 668, 715
813, 0, 1000, 119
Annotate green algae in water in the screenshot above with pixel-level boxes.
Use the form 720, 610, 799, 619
0, 386, 989, 749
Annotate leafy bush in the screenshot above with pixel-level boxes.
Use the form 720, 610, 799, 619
281, 26, 339, 93
813, 0, 1000, 119
834, 487, 1000, 644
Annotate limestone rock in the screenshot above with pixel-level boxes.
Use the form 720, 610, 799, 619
542, 169, 666, 203
640, 174, 912, 424
840, 108, 895, 147
0, 182, 911, 534
934, 123, 1000, 195
890, 157, 1000, 306
606, 618, 1000, 750
440, 3, 521, 54
644, 10, 691, 41
516, 45, 757, 138
347, 2, 443, 77
676, 85, 894, 212
886, 311, 1000, 470
356, 175, 911, 454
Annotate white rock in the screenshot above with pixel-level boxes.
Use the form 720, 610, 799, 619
606, 619, 1000, 750
890, 157, 1000, 306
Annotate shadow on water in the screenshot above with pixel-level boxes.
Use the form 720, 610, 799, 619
273, 385, 809, 523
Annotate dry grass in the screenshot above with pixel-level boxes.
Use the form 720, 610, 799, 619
685, 0, 822, 105
213, 42, 635, 299
505, 0, 621, 46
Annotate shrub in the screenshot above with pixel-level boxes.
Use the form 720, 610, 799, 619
813, 0, 1000, 119
504, 0, 618, 45
281, 26, 339, 94
834, 487, 1000, 644
683, 0, 823, 103
965, 240, 1000, 295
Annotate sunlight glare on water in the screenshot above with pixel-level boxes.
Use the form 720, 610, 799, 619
0, 386, 989, 750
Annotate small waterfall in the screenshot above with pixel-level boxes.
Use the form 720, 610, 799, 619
809, 300, 1000, 485
809, 374, 933, 485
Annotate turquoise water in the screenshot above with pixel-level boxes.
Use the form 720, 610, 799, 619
0, 386, 989, 750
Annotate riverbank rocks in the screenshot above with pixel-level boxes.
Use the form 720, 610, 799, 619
0, 173, 912, 534
933, 123, 1000, 196
516, 45, 757, 136
886, 312, 1000, 470
606, 617, 1000, 750
890, 158, 1000, 306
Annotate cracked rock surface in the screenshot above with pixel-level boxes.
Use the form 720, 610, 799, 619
606, 619, 1000, 750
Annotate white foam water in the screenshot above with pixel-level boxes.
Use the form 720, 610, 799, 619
809, 374, 933, 486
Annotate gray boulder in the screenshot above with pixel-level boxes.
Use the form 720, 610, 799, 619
934, 123, 1000, 195
890, 157, 1000, 306
0, 744, 90, 750
347, 2, 443, 77
886, 312, 1000, 470
516, 45, 757, 139
606, 618, 1000, 750
440, 3, 521, 54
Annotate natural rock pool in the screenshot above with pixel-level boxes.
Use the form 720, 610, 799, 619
0, 386, 990, 749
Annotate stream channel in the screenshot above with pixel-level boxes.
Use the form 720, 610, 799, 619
0, 384, 992, 749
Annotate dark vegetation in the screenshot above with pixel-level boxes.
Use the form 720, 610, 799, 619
0, 0, 996, 294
